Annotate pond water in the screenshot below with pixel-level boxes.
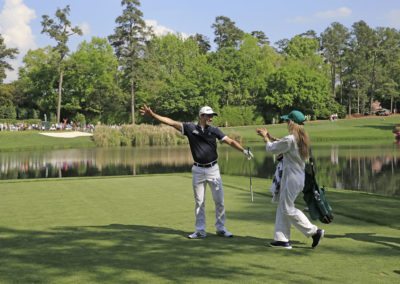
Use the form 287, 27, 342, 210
0, 143, 399, 197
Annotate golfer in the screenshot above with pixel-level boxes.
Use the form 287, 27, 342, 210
256, 110, 324, 249
140, 105, 253, 239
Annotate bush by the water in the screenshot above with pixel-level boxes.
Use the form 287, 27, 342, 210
93, 124, 188, 147
93, 124, 244, 147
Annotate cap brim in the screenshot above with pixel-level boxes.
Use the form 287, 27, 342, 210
200, 112, 218, 116
280, 115, 289, 121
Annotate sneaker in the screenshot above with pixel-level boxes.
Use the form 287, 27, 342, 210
311, 229, 325, 248
216, 230, 233, 238
269, 241, 292, 249
187, 231, 206, 239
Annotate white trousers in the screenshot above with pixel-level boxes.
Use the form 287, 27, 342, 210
274, 182, 318, 242
192, 164, 225, 232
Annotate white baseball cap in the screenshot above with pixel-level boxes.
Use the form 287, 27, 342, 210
199, 106, 218, 116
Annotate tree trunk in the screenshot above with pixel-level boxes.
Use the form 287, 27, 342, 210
57, 68, 64, 123
390, 95, 393, 113
339, 61, 343, 104
331, 63, 336, 97
348, 94, 352, 115
131, 81, 135, 125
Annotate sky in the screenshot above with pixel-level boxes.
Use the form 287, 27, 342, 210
1, 0, 400, 82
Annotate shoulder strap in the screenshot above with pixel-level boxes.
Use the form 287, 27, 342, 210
308, 147, 317, 178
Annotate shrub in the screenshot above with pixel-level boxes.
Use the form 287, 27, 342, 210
93, 124, 187, 147
0, 105, 16, 119
213, 106, 264, 127
92, 125, 121, 147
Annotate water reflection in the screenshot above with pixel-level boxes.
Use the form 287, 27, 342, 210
0, 144, 398, 197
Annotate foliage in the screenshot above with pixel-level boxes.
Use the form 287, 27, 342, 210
65, 37, 126, 124
92, 125, 121, 147
265, 59, 338, 119
0, 34, 19, 83
6, 8, 400, 124
18, 47, 59, 115
0, 105, 16, 119
41, 5, 83, 123
139, 34, 219, 121
321, 22, 350, 98
211, 16, 244, 50
108, 0, 151, 124
93, 124, 187, 147
213, 105, 263, 127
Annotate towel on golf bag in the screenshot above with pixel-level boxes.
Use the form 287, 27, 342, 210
270, 154, 283, 203
302, 159, 334, 224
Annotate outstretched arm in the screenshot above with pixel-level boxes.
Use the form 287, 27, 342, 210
222, 136, 253, 159
139, 105, 182, 132
256, 128, 280, 143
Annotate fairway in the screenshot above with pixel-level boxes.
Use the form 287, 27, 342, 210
0, 174, 399, 283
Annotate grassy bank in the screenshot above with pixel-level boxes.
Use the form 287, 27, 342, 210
0, 174, 398, 283
0, 131, 95, 152
227, 114, 400, 145
0, 115, 398, 151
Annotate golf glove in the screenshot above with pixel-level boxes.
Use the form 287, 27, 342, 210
243, 149, 254, 160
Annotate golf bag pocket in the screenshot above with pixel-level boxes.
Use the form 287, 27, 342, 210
313, 186, 334, 224
303, 170, 334, 224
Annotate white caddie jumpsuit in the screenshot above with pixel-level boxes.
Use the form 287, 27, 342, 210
266, 134, 318, 242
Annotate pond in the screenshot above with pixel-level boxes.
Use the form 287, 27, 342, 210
0, 143, 399, 197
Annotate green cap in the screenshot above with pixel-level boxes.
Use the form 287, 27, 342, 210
281, 110, 306, 125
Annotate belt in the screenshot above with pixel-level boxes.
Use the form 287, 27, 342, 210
193, 160, 218, 168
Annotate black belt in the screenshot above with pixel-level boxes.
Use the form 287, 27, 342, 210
193, 161, 218, 168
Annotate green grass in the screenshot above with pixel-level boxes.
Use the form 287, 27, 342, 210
226, 114, 400, 145
0, 174, 399, 283
1, 115, 399, 151
0, 131, 95, 152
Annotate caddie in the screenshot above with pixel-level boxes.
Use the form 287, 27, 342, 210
140, 105, 253, 239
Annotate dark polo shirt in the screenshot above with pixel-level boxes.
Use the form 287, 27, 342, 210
182, 122, 226, 164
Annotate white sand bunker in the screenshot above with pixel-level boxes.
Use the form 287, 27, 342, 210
39, 131, 93, 138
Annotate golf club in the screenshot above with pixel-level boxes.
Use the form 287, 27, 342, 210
248, 147, 254, 202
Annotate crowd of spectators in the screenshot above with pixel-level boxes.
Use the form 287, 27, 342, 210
0, 121, 95, 132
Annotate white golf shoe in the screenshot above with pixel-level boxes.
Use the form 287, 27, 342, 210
187, 231, 207, 239
216, 229, 233, 238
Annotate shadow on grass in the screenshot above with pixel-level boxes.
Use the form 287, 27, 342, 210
0, 224, 322, 283
326, 233, 400, 251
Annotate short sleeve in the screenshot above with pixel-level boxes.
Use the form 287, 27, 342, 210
182, 122, 191, 136
213, 127, 226, 140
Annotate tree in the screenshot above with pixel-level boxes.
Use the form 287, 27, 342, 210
140, 34, 217, 121
274, 38, 289, 54
188, 33, 211, 54
41, 5, 82, 123
284, 35, 320, 61
0, 83, 17, 119
321, 22, 350, 101
264, 59, 340, 120
373, 27, 400, 112
250, 31, 270, 46
108, 0, 151, 124
212, 16, 244, 50
18, 47, 59, 118
65, 37, 125, 123
351, 21, 378, 113
0, 34, 19, 83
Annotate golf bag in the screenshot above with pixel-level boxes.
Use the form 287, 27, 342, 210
302, 155, 334, 224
